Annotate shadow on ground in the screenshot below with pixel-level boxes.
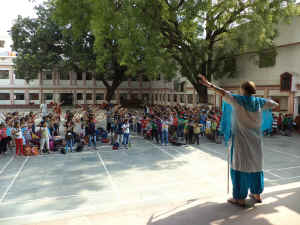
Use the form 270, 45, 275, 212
146, 186, 300, 225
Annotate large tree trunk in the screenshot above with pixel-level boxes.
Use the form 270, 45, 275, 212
102, 78, 123, 103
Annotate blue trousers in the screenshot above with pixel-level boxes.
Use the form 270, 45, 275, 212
123, 133, 129, 145
65, 140, 73, 152
231, 168, 264, 199
161, 130, 168, 145
89, 135, 97, 147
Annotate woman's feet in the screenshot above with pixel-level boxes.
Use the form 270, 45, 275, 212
249, 194, 262, 203
227, 198, 246, 207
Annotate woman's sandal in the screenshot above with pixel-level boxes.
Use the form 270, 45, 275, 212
227, 198, 246, 207
249, 194, 262, 203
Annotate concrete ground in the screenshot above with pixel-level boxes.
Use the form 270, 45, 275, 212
0, 134, 299, 225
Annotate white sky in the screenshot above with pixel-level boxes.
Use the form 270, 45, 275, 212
0, 0, 45, 52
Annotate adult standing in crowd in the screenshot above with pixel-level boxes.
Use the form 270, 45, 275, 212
199, 75, 278, 207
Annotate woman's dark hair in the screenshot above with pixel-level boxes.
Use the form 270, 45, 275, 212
241, 81, 256, 95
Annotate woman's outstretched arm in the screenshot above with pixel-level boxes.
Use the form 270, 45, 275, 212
198, 74, 227, 96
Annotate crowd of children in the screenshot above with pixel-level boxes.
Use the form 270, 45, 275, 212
0, 103, 298, 156
105, 104, 223, 148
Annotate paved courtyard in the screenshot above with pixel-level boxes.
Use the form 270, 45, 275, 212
0, 134, 300, 225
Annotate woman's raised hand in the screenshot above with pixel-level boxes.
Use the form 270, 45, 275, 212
198, 74, 210, 87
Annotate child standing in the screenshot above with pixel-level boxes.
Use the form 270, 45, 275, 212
122, 119, 130, 149
40, 122, 51, 154
13, 123, 24, 156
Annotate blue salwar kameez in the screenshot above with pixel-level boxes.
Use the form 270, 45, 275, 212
221, 92, 277, 199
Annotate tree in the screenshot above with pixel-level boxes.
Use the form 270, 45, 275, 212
53, 0, 178, 102
11, 3, 64, 82
132, 0, 298, 102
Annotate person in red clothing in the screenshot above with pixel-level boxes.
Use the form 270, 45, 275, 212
12, 122, 24, 156
141, 116, 148, 136
0, 123, 8, 154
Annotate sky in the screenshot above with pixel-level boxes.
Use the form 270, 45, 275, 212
0, 0, 45, 53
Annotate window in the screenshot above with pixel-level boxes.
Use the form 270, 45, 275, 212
188, 94, 193, 104
259, 50, 276, 68
96, 93, 104, 100
14, 93, 24, 100
174, 80, 180, 92
180, 95, 185, 103
174, 94, 177, 102
86, 93, 92, 100
86, 72, 93, 80
60, 72, 69, 80
0, 70, 9, 79
280, 73, 292, 91
180, 82, 186, 92
0, 93, 10, 100
77, 72, 83, 80
120, 93, 127, 100
168, 94, 171, 102
29, 93, 39, 100
44, 71, 52, 80
44, 93, 53, 100
77, 93, 83, 100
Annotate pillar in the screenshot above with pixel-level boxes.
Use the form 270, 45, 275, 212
10, 90, 14, 105
39, 72, 43, 86
288, 92, 295, 115
25, 89, 29, 104
9, 70, 14, 85
264, 88, 269, 99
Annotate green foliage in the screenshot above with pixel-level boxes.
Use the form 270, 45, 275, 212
259, 49, 277, 68
133, 0, 297, 102
11, 2, 64, 80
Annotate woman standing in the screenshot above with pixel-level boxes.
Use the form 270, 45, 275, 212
199, 75, 278, 206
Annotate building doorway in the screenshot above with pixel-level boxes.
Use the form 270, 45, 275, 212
60, 93, 73, 106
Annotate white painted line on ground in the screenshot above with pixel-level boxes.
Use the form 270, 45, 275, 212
0, 155, 15, 175
264, 146, 300, 159
267, 175, 300, 182
147, 141, 177, 160
265, 165, 300, 172
194, 144, 225, 157
264, 170, 282, 179
96, 152, 120, 201
0, 157, 29, 203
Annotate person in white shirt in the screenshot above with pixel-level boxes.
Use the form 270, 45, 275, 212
40, 103, 48, 118
122, 119, 130, 149
161, 117, 170, 146
40, 121, 51, 154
